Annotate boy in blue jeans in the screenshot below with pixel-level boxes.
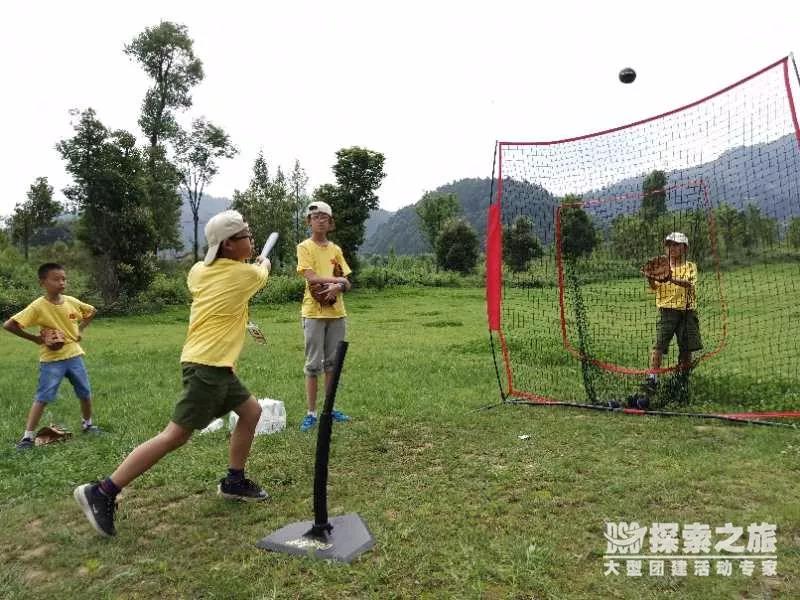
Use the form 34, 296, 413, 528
3, 263, 99, 450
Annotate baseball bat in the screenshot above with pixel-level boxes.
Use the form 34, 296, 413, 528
260, 232, 279, 259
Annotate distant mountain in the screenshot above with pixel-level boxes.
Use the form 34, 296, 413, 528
361, 133, 800, 256
581, 133, 800, 226
364, 208, 394, 239
361, 178, 557, 255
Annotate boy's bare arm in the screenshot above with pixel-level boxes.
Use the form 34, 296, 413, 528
77, 308, 97, 339
3, 319, 43, 345
302, 269, 351, 291
667, 275, 693, 289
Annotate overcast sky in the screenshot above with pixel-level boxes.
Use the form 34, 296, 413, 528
2, 0, 799, 217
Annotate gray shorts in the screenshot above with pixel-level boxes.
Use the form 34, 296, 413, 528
303, 317, 347, 376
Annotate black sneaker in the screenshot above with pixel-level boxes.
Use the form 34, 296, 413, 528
217, 477, 269, 502
74, 483, 117, 537
15, 437, 35, 451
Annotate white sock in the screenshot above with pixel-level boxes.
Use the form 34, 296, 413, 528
307, 411, 317, 417
24, 430, 36, 440
82, 418, 92, 428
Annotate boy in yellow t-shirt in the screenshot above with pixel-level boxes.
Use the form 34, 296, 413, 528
3, 263, 98, 450
74, 210, 271, 537
643, 232, 702, 392
296, 201, 352, 432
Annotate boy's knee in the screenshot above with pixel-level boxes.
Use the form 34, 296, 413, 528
235, 397, 262, 427
161, 426, 192, 449
304, 363, 323, 377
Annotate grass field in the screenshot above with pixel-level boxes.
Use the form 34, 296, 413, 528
0, 287, 798, 599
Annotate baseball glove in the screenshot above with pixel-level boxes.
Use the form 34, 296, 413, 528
34, 424, 72, 446
641, 255, 671, 283
310, 283, 338, 306
310, 262, 346, 306
41, 328, 66, 350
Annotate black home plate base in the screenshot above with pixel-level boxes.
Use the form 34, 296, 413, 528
256, 513, 375, 563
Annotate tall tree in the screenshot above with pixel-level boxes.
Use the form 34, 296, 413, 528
231, 153, 294, 268
503, 215, 543, 272
10, 177, 61, 260
415, 191, 460, 252
288, 159, 309, 248
56, 109, 157, 303
641, 170, 667, 220
174, 118, 238, 262
125, 21, 204, 253
325, 147, 386, 270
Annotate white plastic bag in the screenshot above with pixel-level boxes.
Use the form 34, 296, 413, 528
228, 398, 286, 435
199, 418, 225, 434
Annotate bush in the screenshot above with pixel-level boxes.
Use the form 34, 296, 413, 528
253, 275, 306, 305
435, 218, 480, 274
139, 272, 191, 306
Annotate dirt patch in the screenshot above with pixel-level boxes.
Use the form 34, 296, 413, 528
21, 544, 52, 561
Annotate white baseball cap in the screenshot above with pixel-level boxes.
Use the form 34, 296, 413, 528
305, 201, 333, 218
203, 210, 248, 265
665, 232, 689, 245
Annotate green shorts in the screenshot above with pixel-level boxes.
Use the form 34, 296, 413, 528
172, 363, 252, 430
653, 308, 702, 354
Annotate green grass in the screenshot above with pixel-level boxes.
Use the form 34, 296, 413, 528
0, 288, 798, 599
501, 261, 800, 412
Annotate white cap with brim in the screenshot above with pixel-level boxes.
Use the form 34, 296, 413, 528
305, 201, 333, 218
665, 232, 689, 245
203, 210, 247, 265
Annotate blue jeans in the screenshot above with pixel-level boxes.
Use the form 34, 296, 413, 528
35, 356, 92, 403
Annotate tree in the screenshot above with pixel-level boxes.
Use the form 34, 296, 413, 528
415, 192, 460, 252
174, 118, 238, 262
610, 214, 649, 260
325, 147, 386, 271
742, 203, 777, 249
641, 170, 667, 220
10, 177, 61, 260
714, 204, 746, 255
231, 152, 294, 269
787, 217, 800, 249
288, 159, 309, 248
503, 215, 543, 272
560, 195, 599, 259
125, 21, 204, 147
56, 109, 157, 303
126, 22, 204, 253
435, 217, 479, 274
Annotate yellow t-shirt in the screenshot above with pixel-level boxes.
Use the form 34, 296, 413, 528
11, 295, 95, 362
652, 261, 697, 310
179, 259, 269, 367
296, 239, 352, 319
